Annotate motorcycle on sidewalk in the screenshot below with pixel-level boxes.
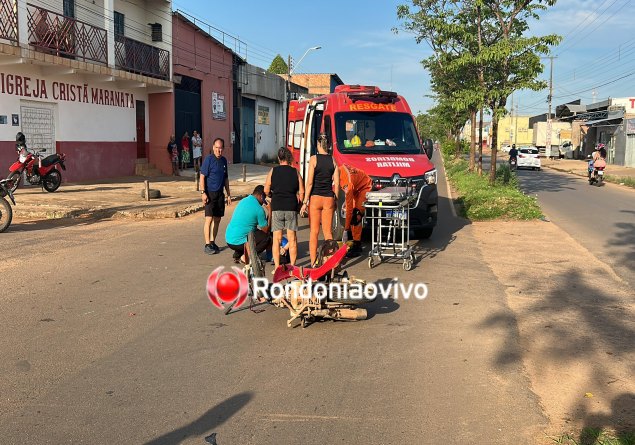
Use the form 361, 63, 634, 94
0, 177, 16, 233
6, 147, 66, 193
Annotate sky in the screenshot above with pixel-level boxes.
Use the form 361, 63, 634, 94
172, 0, 635, 117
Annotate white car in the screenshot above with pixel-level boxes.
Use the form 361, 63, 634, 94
517, 146, 541, 170
501, 144, 512, 153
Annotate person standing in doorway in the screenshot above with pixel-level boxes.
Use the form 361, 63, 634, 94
191, 130, 203, 172
301, 132, 340, 267
181, 131, 191, 170
264, 147, 304, 271
167, 135, 179, 176
200, 138, 232, 254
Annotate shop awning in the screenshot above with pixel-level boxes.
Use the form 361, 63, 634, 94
584, 117, 623, 127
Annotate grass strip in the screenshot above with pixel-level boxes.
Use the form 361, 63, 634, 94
444, 156, 542, 220
604, 175, 635, 189
548, 428, 635, 445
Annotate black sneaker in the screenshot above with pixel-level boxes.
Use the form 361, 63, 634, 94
204, 244, 214, 255
210, 242, 220, 254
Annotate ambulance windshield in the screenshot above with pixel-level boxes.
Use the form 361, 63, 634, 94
335, 112, 421, 154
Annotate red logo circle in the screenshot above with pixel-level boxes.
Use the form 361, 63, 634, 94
207, 267, 248, 310
217, 272, 240, 302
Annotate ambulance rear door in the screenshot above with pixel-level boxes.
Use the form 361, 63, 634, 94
300, 101, 325, 183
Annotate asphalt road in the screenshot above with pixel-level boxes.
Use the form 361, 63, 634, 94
514, 166, 635, 285
0, 153, 546, 444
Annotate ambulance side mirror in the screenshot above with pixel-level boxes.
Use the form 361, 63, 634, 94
423, 139, 434, 160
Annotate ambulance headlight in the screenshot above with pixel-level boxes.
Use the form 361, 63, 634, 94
424, 168, 437, 185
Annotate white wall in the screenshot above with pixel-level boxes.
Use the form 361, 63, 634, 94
611, 97, 635, 115
254, 96, 282, 161
0, 65, 148, 142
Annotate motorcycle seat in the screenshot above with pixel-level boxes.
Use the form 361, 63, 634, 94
41, 154, 60, 167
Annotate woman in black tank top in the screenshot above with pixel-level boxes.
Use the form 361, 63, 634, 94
302, 133, 340, 266
265, 147, 305, 270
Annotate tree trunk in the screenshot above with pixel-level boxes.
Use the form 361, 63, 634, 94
469, 109, 476, 172
478, 107, 483, 175
489, 113, 499, 184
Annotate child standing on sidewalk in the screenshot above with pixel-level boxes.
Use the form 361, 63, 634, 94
181, 131, 191, 170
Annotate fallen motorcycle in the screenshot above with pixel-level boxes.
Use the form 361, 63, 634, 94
0, 178, 16, 233
227, 235, 368, 328
7, 147, 66, 193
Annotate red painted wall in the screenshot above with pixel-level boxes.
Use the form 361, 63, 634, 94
173, 14, 234, 162
57, 141, 136, 182
2, 141, 135, 182
0, 141, 17, 179
148, 92, 175, 174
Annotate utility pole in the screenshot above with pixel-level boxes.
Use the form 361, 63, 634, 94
545, 56, 556, 157
514, 103, 519, 146
510, 93, 514, 146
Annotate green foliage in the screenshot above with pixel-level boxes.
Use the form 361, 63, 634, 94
397, 0, 561, 182
268, 55, 289, 75
444, 157, 542, 220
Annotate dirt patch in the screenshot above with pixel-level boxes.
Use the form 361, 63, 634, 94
472, 220, 635, 441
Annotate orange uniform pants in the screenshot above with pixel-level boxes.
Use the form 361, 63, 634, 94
339, 165, 372, 242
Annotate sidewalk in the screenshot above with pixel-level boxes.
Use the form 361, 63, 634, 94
8, 163, 271, 220
542, 158, 635, 182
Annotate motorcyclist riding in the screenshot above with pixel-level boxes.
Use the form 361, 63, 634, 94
508, 144, 518, 160
588, 143, 607, 179
508, 144, 518, 169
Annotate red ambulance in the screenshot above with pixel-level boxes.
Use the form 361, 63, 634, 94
287, 84, 437, 239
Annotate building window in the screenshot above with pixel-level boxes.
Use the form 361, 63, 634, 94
114, 11, 124, 37
63, 0, 75, 18
150, 23, 162, 42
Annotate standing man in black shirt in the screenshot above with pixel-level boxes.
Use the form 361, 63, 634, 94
200, 138, 232, 254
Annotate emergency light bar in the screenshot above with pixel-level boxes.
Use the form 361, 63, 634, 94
335, 84, 398, 101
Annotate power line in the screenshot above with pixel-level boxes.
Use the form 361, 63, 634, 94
556, 0, 630, 55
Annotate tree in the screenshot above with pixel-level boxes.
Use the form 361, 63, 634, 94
268, 55, 288, 75
398, 0, 561, 182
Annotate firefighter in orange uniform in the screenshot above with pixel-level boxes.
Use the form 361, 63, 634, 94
339, 164, 373, 257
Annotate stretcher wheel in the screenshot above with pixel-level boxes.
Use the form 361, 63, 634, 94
403, 259, 413, 271
368, 257, 375, 269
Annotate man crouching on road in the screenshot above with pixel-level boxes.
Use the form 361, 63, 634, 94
225, 185, 272, 264
200, 138, 232, 255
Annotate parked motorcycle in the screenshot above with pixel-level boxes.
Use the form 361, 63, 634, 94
0, 178, 16, 233
587, 158, 605, 186
6, 147, 66, 193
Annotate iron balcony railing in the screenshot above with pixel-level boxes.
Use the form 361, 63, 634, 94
27, 3, 107, 64
0, 0, 19, 44
115, 35, 169, 81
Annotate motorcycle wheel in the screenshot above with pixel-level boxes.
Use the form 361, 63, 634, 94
43, 170, 62, 192
0, 197, 12, 233
6, 172, 21, 193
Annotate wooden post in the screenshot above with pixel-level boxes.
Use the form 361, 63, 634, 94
242, 164, 247, 182
144, 180, 150, 201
